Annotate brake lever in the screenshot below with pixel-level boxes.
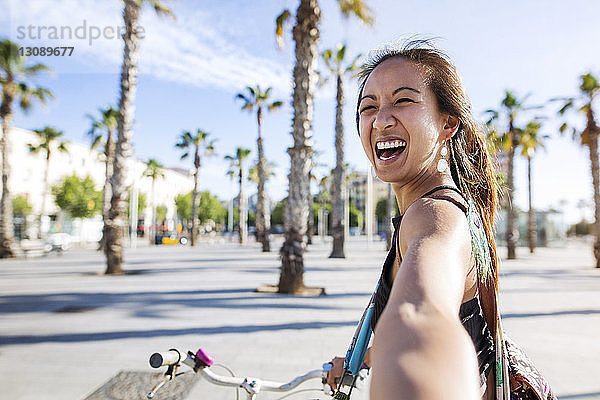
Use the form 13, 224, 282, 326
147, 364, 179, 399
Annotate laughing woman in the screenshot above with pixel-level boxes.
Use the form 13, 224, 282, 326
327, 41, 501, 400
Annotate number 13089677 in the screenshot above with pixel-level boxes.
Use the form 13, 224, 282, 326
18, 46, 74, 56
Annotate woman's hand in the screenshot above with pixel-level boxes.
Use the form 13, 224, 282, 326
326, 356, 345, 390
327, 348, 371, 391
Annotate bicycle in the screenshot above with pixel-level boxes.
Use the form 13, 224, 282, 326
146, 347, 369, 400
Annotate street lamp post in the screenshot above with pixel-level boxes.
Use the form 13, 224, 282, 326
129, 184, 138, 249
228, 198, 234, 240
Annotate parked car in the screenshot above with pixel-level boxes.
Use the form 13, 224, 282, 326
271, 225, 284, 234
154, 234, 188, 245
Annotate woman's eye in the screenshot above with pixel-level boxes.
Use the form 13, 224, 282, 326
395, 98, 414, 105
359, 105, 376, 114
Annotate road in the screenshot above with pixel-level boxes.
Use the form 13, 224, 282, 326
0, 237, 598, 399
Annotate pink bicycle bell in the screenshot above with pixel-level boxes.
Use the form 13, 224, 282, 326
195, 348, 214, 367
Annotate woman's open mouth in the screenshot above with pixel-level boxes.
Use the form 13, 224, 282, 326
375, 139, 406, 162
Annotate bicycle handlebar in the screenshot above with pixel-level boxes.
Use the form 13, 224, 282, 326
148, 347, 367, 399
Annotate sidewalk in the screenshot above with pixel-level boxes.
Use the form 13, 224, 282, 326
0, 238, 598, 399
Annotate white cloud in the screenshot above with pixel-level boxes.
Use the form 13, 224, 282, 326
6, 0, 291, 94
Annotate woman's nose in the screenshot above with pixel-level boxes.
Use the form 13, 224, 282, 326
373, 107, 396, 131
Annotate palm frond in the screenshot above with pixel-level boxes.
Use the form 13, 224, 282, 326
23, 63, 53, 76
145, 0, 175, 19
57, 142, 69, 153
335, 43, 346, 65
558, 122, 568, 134
90, 134, 103, 150
558, 100, 574, 115
345, 53, 362, 73
19, 93, 32, 111
27, 143, 39, 154
580, 72, 600, 96
321, 49, 334, 71
29, 87, 53, 105
275, 9, 292, 49
337, 0, 374, 25
268, 100, 283, 111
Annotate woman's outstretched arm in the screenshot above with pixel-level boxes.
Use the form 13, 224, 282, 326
369, 197, 480, 400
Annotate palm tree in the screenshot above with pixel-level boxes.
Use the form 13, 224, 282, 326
87, 106, 118, 250
142, 158, 165, 244
105, 0, 174, 274
28, 126, 69, 238
555, 72, 600, 268
236, 85, 283, 252
274, 0, 373, 293
248, 159, 276, 184
518, 120, 548, 253
0, 39, 53, 258
321, 43, 360, 258
225, 147, 251, 245
485, 90, 537, 259
175, 129, 215, 246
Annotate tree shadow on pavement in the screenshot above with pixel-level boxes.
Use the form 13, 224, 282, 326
503, 309, 600, 318
0, 320, 357, 346
500, 269, 599, 280
0, 288, 353, 315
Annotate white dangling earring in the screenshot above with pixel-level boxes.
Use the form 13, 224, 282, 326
437, 141, 449, 173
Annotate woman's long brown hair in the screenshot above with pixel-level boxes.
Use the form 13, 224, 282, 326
356, 39, 500, 333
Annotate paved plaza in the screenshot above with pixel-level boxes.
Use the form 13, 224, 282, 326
0, 237, 598, 399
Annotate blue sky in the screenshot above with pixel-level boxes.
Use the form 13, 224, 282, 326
2, 0, 599, 224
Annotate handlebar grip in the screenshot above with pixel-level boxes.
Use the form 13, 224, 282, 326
149, 349, 181, 368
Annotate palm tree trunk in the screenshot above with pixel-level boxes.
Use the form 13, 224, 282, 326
0, 83, 16, 258
586, 108, 600, 268
278, 0, 320, 293
506, 124, 517, 259
105, 0, 141, 274
307, 186, 314, 245
330, 73, 345, 258
256, 109, 270, 252
151, 179, 156, 244
386, 183, 394, 251
527, 156, 536, 253
190, 165, 200, 246
239, 170, 247, 245
38, 152, 51, 239
100, 131, 114, 251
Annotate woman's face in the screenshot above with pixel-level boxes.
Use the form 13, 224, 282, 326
358, 57, 449, 184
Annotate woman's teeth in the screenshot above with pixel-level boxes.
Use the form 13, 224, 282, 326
376, 140, 406, 150
376, 139, 406, 160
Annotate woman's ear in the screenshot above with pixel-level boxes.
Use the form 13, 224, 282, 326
442, 115, 460, 139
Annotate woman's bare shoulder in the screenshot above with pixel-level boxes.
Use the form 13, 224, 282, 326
399, 194, 470, 245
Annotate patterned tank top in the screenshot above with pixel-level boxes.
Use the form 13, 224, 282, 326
370, 185, 495, 385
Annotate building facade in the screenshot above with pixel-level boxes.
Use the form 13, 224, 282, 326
3, 126, 194, 242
